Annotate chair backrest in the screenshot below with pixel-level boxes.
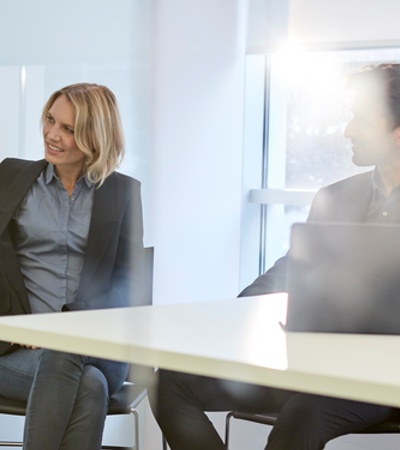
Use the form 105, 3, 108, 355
128, 246, 154, 384
143, 246, 154, 306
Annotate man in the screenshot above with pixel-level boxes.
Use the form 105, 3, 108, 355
149, 63, 400, 450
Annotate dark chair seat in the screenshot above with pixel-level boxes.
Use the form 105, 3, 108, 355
0, 383, 148, 449
225, 410, 400, 448
0, 395, 26, 416
107, 383, 148, 416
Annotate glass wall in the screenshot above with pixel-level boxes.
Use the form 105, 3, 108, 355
0, 1, 152, 445
0, 0, 151, 188
0, 63, 148, 176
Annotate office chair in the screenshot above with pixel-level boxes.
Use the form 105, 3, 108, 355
225, 411, 400, 449
0, 246, 154, 450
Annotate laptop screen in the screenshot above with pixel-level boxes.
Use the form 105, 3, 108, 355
285, 222, 400, 334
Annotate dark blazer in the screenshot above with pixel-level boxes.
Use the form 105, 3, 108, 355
239, 170, 374, 297
0, 158, 145, 354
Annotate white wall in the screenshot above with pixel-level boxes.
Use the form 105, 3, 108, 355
247, 0, 400, 52
143, 1, 247, 445
287, 0, 400, 47
148, 0, 247, 305
0, 0, 136, 64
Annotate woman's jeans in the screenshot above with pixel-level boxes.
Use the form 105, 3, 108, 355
0, 347, 128, 450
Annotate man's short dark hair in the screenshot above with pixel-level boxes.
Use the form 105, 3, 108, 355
347, 63, 400, 129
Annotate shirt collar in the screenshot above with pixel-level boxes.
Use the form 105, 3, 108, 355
371, 167, 386, 198
371, 167, 400, 199
44, 164, 93, 188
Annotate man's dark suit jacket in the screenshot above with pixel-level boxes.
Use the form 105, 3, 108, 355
0, 158, 145, 355
240, 170, 374, 297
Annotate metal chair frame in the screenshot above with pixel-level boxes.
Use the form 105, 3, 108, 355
0, 385, 147, 450
225, 411, 400, 449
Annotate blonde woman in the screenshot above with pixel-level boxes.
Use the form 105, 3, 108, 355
0, 83, 144, 449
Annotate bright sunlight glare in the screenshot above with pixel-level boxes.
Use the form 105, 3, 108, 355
272, 45, 345, 99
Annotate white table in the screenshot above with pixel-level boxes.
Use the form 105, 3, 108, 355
0, 293, 399, 408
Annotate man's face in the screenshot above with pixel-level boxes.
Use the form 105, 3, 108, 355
344, 91, 399, 167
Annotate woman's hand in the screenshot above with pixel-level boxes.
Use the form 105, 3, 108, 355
11, 343, 40, 350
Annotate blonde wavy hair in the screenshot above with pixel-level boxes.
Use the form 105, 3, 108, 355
41, 83, 125, 186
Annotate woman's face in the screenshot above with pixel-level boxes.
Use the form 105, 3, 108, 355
43, 95, 86, 173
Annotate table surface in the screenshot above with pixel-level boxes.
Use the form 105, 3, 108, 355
0, 293, 399, 407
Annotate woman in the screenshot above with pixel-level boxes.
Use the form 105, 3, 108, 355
0, 83, 145, 449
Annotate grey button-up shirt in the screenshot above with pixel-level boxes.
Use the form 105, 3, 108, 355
365, 168, 400, 224
13, 164, 94, 313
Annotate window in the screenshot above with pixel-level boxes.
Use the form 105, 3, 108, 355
244, 47, 400, 275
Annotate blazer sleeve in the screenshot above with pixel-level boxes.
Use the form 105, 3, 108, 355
238, 184, 345, 297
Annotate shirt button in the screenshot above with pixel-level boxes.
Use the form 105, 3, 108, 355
382, 211, 388, 216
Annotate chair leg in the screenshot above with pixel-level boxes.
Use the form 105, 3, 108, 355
162, 435, 168, 450
132, 408, 140, 450
101, 408, 139, 450
224, 412, 234, 449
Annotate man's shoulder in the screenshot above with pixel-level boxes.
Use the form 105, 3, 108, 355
308, 170, 373, 221
323, 170, 373, 193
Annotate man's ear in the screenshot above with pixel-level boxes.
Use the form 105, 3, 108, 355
394, 126, 400, 146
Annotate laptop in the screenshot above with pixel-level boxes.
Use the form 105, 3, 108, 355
285, 222, 400, 334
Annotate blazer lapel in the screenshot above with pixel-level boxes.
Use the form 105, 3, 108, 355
0, 159, 47, 313
0, 160, 47, 234
76, 176, 118, 298
336, 171, 373, 222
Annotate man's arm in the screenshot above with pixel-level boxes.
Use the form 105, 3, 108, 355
238, 182, 346, 298
238, 255, 288, 297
